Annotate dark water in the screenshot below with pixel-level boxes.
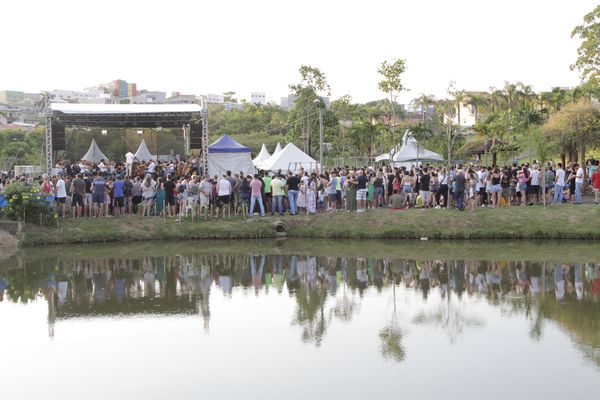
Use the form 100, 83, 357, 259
1, 240, 599, 400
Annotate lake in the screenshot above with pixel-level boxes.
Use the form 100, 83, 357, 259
1, 240, 599, 400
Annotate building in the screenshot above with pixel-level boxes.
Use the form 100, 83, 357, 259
280, 95, 297, 109
444, 101, 477, 129
250, 92, 266, 105
166, 92, 196, 104
206, 94, 225, 104
0, 90, 25, 104
99, 79, 137, 98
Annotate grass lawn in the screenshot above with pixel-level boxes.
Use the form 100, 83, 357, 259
20, 204, 600, 246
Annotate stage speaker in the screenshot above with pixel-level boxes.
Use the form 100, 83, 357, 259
51, 124, 66, 150
190, 122, 203, 149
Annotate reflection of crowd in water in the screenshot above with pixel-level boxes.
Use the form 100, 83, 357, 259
2, 256, 600, 306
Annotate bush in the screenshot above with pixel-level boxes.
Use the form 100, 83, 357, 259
1, 181, 57, 226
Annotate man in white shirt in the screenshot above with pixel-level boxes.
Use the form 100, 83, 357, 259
529, 164, 541, 204
552, 162, 566, 205
125, 152, 136, 176
575, 163, 584, 204
147, 160, 156, 174
56, 175, 67, 218
217, 175, 232, 218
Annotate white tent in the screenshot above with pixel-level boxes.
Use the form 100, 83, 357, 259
252, 144, 271, 167
134, 139, 154, 162
208, 134, 254, 177
377, 131, 443, 166
81, 139, 109, 163
256, 142, 283, 170
259, 143, 319, 173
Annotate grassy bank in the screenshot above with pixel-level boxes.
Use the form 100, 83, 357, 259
20, 204, 600, 246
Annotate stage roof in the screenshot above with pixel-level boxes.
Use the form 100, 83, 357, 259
48, 103, 204, 128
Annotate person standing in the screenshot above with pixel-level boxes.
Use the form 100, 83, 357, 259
552, 163, 566, 205
91, 172, 106, 218
307, 174, 317, 214
70, 173, 85, 217
356, 169, 368, 212
592, 162, 600, 204
217, 174, 232, 218
248, 174, 265, 216
270, 174, 285, 216
454, 168, 466, 211
163, 175, 176, 217
286, 171, 300, 215
112, 175, 125, 216
125, 152, 136, 177
55, 174, 67, 218
574, 163, 584, 204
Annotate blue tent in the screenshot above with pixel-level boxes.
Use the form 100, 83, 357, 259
208, 134, 251, 153
207, 134, 254, 176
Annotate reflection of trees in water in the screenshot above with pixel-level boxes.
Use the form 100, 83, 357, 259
412, 301, 485, 344
379, 326, 404, 362
291, 286, 329, 347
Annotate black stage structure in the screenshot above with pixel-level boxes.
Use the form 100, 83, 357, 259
44, 103, 208, 174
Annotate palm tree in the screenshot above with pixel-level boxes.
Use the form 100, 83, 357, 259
412, 94, 436, 122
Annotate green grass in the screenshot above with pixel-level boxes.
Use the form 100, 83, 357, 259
19, 204, 600, 247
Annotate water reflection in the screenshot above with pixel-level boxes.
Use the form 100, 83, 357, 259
1, 253, 600, 364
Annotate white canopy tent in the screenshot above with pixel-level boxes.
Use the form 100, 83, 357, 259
134, 139, 154, 162
252, 144, 271, 167
259, 143, 319, 173
81, 139, 109, 163
376, 131, 443, 166
256, 142, 283, 170
208, 134, 254, 177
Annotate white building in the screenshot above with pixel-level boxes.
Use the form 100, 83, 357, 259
50, 90, 90, 102
206, 94, 224, 104
250, 92, 266, 105
444, 102, 476, 128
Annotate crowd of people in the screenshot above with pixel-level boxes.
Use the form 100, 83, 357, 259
1, 157, 599, 219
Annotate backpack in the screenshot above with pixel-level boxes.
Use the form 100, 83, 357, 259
123, 180, 133, 196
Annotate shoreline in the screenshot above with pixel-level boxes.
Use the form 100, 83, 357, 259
18, 205, 600, 246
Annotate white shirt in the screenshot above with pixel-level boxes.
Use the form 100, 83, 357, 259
555, 168, 565, 186
56, 178, 67, 198
530, 169, 541, 185
125, 152, 135, 164
148, 162, 156, 173
217, 179, 231, 196
575, 167, 584, 184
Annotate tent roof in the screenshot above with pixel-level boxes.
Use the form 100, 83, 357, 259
377, 131, 443, 163
48, 103, 203, 128
208, 134, 250, 153
81, 139, 109, 163
259, 143, 317, 172
273, 142, 282, 155
50, 103, 202, 115
252, 143, 271, 166
134, 139, 154, 162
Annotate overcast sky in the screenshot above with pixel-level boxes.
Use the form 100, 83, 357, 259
2, 0, 597, 103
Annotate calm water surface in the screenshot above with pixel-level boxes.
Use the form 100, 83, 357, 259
1, 240, 599, 400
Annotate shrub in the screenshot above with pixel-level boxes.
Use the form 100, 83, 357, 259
1, 181, 57, 226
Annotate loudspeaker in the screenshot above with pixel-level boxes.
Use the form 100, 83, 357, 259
190, 122, 203, 149
52, 124, 65, 150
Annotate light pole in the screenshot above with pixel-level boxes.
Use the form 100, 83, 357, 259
313, 99, 323, 169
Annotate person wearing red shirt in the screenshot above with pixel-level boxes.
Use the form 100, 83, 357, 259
591, 163, 600, 204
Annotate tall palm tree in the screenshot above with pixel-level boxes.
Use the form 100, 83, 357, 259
412, 94, 436, 122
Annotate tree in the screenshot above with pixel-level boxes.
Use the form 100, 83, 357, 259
542, 99, 600, 163
411, 94, 436, 122
288, 65, 335, 157
223, 91, 237, 103
378, 59, 407, 156
571, 5, 600, 99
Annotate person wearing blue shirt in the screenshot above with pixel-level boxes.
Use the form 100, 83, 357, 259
113, 175, 125, 216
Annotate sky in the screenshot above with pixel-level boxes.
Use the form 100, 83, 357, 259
1, 0, 597, 104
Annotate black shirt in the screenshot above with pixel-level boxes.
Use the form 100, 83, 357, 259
286, 176, 300, 191
357, 175, 368, 190
454, 173, 466, 191
163, 180, 175, 197
83, 178, 92, 194
420, 174, 430, 191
